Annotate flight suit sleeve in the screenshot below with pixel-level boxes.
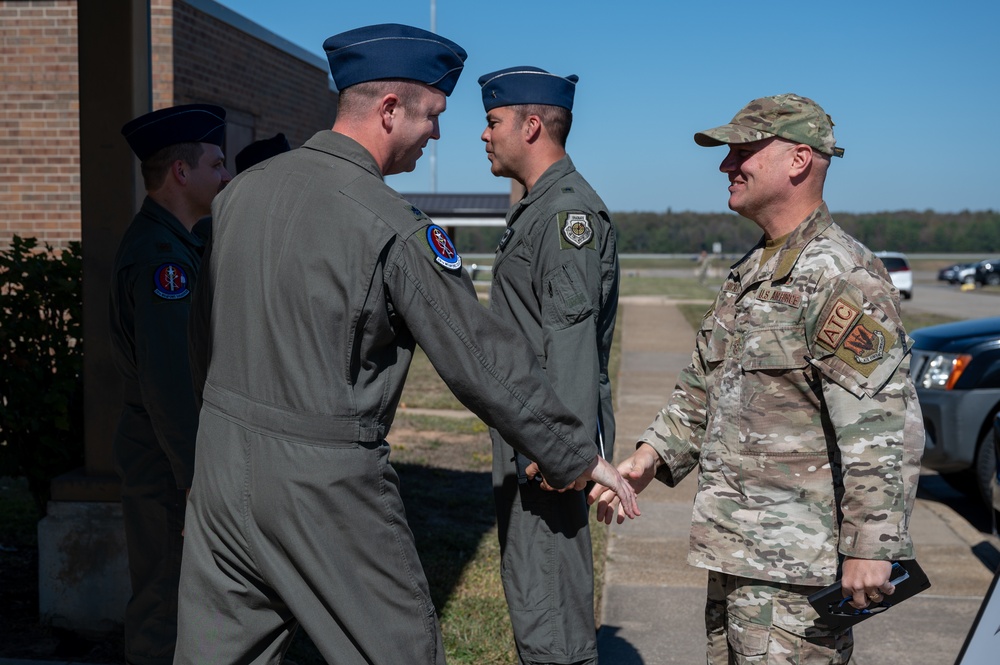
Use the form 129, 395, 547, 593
385, 231, 595, 488
131, 259, 200, 489
806, 269, 923, 560
533, 210, 613, 458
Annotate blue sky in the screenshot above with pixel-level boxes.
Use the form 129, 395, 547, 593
222, 0, 999, 214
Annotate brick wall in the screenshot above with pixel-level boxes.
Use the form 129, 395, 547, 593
0, 0, 80, 247
171, 0, 337, 153
0, 0, 337, 248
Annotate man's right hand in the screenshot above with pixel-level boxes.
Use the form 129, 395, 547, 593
524, 455, 641, 519
588, 443, 661, 524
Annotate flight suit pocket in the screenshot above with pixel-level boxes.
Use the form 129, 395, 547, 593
541, 261, 592, 330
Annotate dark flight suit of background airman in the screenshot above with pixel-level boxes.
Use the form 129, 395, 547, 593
175, 130, 603, 665
489, 155, 619, 665
108, 196, 206, 665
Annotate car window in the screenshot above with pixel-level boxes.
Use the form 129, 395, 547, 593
879, 257, 909, 272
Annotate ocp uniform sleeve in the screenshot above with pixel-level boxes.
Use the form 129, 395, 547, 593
806, 268, 923, 560
385, 228, 595, 488
638, 309, 714, 487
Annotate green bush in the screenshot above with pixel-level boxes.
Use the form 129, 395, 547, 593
0, 236, 84, 513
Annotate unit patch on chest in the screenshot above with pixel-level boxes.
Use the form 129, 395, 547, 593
153, 263, 190, 300
557, 211, 594, 249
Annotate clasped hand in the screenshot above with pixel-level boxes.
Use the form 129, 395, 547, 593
523, 454, 641, 520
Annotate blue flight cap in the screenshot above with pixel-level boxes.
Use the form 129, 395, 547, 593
235, 132, 291, 174
121, 104, 226, 162
478, 66, 578, 112
323, 23, 467, 96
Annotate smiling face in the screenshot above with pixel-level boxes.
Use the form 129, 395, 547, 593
384, 84, 446, 175
717, 137, 798, 220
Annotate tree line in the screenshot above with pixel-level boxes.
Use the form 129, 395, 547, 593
453, 209, 1000, 255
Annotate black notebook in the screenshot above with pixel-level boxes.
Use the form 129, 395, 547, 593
808, 559, 931, 629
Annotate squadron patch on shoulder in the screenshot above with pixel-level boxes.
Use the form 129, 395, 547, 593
152, 263, 190, 300
557, 211, 594, 249
835, 314, 894, 377
426, 225, 462, 271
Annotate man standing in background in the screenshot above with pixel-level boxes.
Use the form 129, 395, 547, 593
111, 103, 230, 665
479, 66, 619, 665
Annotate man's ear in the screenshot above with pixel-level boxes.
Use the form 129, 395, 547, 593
380, 94, 401, 130
170, 159, 188, 185
789, 144, 813, 178
524, 114, 542, 143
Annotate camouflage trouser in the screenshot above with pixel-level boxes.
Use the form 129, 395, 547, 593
705, 572, 854, 664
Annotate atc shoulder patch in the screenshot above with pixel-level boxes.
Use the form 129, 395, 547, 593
152, 263, 190, 300
815, 297, 895, 377
557, 211, 595, 249
426, 225, 462, 271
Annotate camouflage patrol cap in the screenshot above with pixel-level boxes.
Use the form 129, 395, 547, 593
694, 93, 844, 158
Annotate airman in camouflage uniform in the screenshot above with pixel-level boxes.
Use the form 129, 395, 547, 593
592, 94, 923, 664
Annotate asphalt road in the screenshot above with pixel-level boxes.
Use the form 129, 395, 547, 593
906, 271, 998, 321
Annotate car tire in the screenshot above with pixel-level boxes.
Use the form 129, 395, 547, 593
975, 427, 997, 505
987, 273, 1000, 286
902, 290, 912, 300
938, 431, 996, 505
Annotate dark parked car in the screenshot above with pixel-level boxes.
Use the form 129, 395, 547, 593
975, 258, 1000, 286
939, 262, 977, 284
911, 317, 1000, 504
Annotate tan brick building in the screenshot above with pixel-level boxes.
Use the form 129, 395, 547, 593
0, 0, 337, 247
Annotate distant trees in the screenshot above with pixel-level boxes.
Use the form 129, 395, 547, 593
452, 209, 1000, 255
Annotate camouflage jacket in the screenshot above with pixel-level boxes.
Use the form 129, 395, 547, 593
639, 203, 924, 585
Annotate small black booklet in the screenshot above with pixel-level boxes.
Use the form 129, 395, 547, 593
808, 559, 931, 629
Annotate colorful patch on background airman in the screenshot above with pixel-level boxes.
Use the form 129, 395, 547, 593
152, 263, 190, 300
557, 211, 594, 249
426, 224, 462, 270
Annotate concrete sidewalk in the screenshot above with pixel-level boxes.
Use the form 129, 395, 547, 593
597, 297, 1000, 664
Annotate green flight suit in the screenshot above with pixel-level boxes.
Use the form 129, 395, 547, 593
108, 196, 205, 665
175, 131, 600, 665
489, 156, 619, 665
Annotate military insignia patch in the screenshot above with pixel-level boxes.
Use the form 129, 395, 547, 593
835, 315, 894, 377
426, 225, 462, 270
558, 211, 594, 249
816, 297, 861, 351
153, 263, 190, 300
